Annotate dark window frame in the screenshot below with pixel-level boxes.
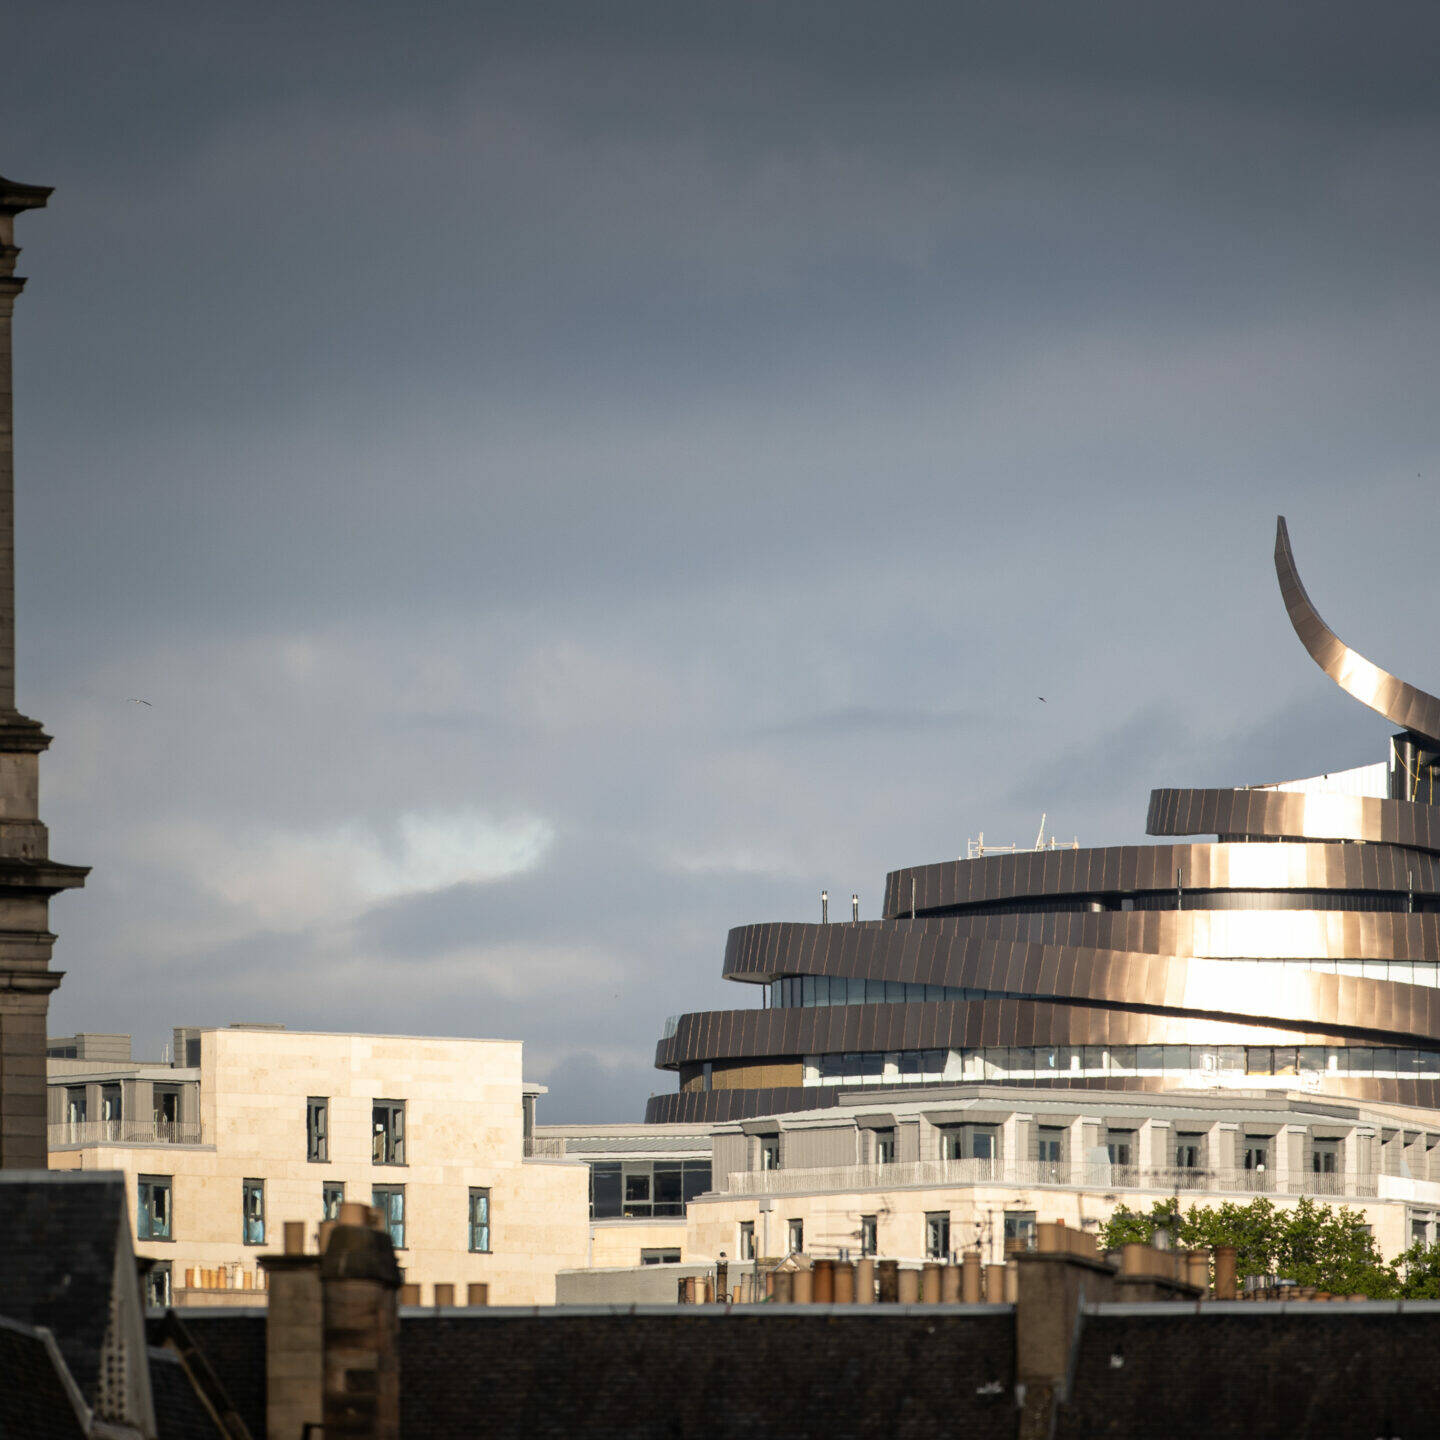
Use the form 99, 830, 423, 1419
859, 1213, 878, 1257
242, 1178, 265, 1246
307, 1097, 329, 1163
373, 1100, 406, 1166
468, 1187, 492, 1253
373, 1184, 406, 1249
137, 1174, 173, 1242
925, 1210, 951, 1260
144, 1260, 172, 1309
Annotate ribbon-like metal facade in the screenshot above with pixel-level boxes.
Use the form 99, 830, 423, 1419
646, 520, 1440, 1121
1276, 515, 1440, 744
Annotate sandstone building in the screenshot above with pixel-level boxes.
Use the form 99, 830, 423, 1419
48, 1023, 589, 1306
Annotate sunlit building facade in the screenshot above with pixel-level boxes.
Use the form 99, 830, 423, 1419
649, 518, 1440, 1121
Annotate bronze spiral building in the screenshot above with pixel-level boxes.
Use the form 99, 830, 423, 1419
647, 518, 1440, 1123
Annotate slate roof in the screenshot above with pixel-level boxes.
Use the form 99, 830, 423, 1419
0, 1171, 124, 1405
398, 1309, 1016, 1440
0, 1315, 87, 1440
148, 1347, 227, 1440
153, 1313, 266, 1440
1057, 1306, 1440, 1439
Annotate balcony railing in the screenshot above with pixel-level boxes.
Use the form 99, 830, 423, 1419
48, 1120, 204, 1148
722, 1158, 1377, 1199
523, 1136, 568, 1159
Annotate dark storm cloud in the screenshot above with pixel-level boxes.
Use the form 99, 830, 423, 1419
6, 2, 1440, 1116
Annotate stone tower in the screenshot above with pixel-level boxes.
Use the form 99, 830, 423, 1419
0, 176, 88, 1168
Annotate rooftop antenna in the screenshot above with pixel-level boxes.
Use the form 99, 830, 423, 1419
1034, 813, 1047, 850
852, 893, 859, 922
821, 890, 828, 924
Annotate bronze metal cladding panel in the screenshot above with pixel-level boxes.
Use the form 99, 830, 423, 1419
1280, 515, 1440, 744
913, 929, 938, 986
1019, 943, 1045, 993
1035, 944, 1061, 996
896, 926, 923, 983
900, 1000, 923, 1050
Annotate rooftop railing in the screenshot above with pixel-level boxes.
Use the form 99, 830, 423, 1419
721, 1157, 1378, 1199
48, 1119, 204, 1149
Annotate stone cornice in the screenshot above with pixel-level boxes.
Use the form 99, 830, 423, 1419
0, 711, 52, 753
0, 968, 64, 994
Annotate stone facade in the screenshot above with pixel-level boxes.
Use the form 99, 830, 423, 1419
0, 177, 87, 1169
681, 1086, 1440, 1269
50, 1025, 589, 1304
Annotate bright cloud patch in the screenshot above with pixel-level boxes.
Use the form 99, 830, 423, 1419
146, 811, 554, 930
350, 813, 554, 904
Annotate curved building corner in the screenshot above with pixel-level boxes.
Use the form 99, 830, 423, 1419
647, 517, 1440, 1123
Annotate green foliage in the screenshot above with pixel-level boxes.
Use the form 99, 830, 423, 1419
1097, 1195, 1397, 1297
1393, 1240, 1440, 1299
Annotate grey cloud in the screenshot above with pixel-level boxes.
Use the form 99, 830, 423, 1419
16, 1, 1440, 1119
750, 706, 987, 739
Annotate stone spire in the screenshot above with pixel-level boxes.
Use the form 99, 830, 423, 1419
0, 176, 88, 1168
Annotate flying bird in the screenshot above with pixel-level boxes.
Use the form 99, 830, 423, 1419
1037, 696, 1047, 703
126, 698, 152, 706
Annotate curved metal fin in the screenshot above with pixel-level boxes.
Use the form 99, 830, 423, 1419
1275, 515, 1440, 744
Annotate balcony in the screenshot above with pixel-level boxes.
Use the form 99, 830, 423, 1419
49, 1119, 204, 1149
523, 1136, 568, 1159
720, 1158, 1377, 1200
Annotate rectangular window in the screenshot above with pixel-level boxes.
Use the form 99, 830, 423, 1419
66, 1087, 86, 1124
1243, 1139, 1270, 1189
1175, 1134, 1205, 1169
144, 1260, 172, 1309
1311, 1143, 1339, 1173
874, 1128, 896, 1164
925, 1211, 951, 1259
1412, 1217, 1430, 1247
154, 1086, 181, 1126
759, 1135, 781, 1171
323, 1182, 345, 1220
640, 1248, 682, 1265
100, 1085, 122, 1135
739, 1220, 755, 1261
681, 1160, 711, 1205
242, 1179, 265, 1245
1037, 1126, 1065, 1165
307, 1097, 329, 1163
373, 1185, 405, 1249
652, 1161, 683, 1217
590, 1161, 622, 1219
944, 1125, 999, 1164
1105, 1129, 1135, 1168
1004, 1211, 1038, 1253
373, 1101, 406, 1165
468, 1188, 491, 1253
787, 1218, 803, 1254
860, 1213, 878, 1257
623, 1165, 652, 1217
137, 1176, 172, 1241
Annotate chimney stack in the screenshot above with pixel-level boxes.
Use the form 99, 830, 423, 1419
262, 1208, 403, 1440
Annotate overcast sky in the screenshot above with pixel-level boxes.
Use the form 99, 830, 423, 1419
6, 2, 1440, 1119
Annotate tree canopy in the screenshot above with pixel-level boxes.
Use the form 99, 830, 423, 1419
1097, 1195, 1440, 1299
